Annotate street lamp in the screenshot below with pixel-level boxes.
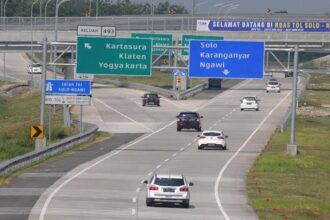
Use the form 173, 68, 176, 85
3, 0, 9, 28
44, 0, 53, 26
31, 0, 40, 58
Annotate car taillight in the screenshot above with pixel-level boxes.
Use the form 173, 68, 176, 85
199, 135, 206, 139
217, 136, 224, 140
149, 185, 159, 191
179, 186, 189, 192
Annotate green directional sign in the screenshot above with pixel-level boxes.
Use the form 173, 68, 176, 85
181, 34, 224, 56
131, 33, 173, 56
76, 36, 152, 76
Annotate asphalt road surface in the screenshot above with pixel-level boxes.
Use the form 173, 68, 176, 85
0, 52, 293, 219
25, 77, 292, 220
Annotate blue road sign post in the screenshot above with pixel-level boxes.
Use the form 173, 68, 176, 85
45, 80, 91, 95
189, 40, 265, 79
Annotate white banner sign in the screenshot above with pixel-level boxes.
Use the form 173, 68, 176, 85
77, 25, 101, 36
45, 95, 91, 105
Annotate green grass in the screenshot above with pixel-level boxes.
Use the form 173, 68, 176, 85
0, 84, 79, 162
247, 74, 330, 220
97, 70, 208, 89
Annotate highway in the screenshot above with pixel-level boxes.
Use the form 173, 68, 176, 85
0, 51, 293, 219
25, 76, 292, 220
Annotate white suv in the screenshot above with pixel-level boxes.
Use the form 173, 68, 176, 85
240, 96, 260, 111
144, 174, 193, 208
27, 63, 42, 74
266, 81, 281, 93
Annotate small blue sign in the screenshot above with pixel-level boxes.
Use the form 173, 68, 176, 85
45, 80, 91, 95
172, 70, 180, 76
189, 40, 264, 79
172, 70, 187, 77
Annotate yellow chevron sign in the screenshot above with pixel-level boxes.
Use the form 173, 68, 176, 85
31, 125, 44, 139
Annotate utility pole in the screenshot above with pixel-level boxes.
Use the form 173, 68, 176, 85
287, 45, 299, 156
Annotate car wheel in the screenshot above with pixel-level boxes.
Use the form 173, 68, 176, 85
240, 108, 244, 111
157, 103, 160, 107
198, 146, 203, 150
177, 127, 181, 131
266, 91, 269, 93
197, 127, 201, 132
146, 199, 153, 207
142, 103, 146, 106
256, 108, 259, 111
224, 145, 227, 150
182, 200, 190, 208
278, 91, 281, 93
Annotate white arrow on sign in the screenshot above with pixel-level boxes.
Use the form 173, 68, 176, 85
84, 43, 92, 49
223, 69, 230, 75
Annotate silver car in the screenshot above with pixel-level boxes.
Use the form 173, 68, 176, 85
143, 174, 193, 208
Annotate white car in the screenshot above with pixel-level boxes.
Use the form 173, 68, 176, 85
266, 81, 281, 93
198, 130, 228, 150
143, 174, 193, 208
240, 96, 260, 111
27, 63, 42, 74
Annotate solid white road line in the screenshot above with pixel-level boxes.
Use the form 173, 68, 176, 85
214, 91, 291, 220
94, 98, 154, 132
37, 79, 254, 220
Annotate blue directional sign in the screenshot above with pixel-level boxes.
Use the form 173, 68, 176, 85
172, 70, 180, 76
172, 70, 187, 77
45, 80, 91, 95
189, 40, 264, 79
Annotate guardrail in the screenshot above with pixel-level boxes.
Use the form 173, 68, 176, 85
279, 73, 311, 132
0, 122, 98, 177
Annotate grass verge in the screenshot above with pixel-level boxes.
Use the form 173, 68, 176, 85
97, 70, 208, 89
0, 131, 111, 185
247, 73, 330, 220
0, 83, 78, 162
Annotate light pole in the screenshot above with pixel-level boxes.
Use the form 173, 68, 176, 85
151, 0, 154, 31
44, 0, 53, 26
3, 0, 8, 28
31, 0, 40, 59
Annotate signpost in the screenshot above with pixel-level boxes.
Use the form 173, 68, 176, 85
45, 95, 91, 105
181, 34, 224, 55
31, 125, 44, 139
77, 25, 116, 37
197, 19, 330, 32
45, 79, 91, 95
131, 33, 173, 55
77, 25, 101, 36
189, 40, 265, 79
76, 36, 152, 76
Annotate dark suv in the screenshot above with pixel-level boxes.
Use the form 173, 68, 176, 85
142, 93, 160, 106
176, 112, 203, 131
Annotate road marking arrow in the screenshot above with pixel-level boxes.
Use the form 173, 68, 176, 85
84, 43, 92, 49
223, 69, 230, 75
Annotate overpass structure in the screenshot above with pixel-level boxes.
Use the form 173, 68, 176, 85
0, 14, 330, 44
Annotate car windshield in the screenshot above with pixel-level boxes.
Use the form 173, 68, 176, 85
146, 94, 158, 98
243, 97, 256, 102
203, 132, 222, 136
32, 64, 41, 67
179, 113, 198, 118
154, 177, 185, 186
268, 82, 279, 85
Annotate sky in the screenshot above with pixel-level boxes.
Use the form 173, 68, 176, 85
133, 0, 330, 15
